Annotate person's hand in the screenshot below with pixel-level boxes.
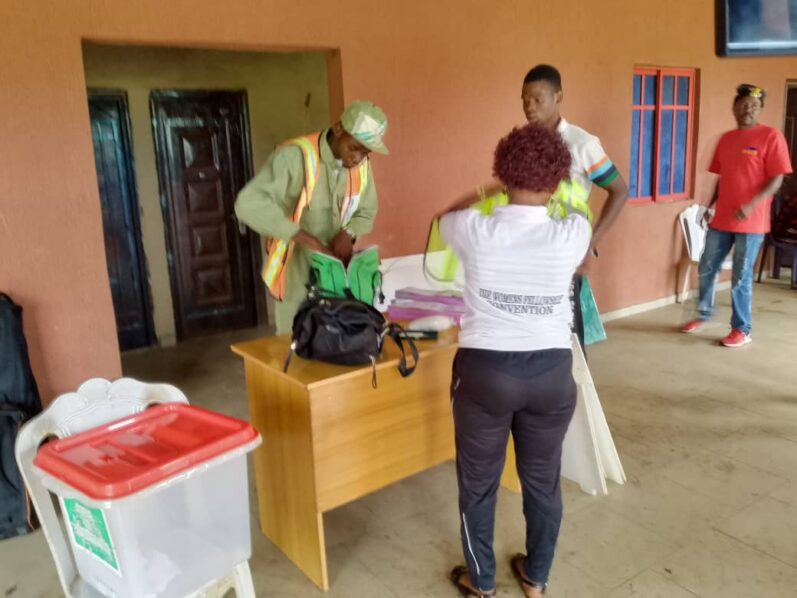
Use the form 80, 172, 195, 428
329, 230, 355, 264
700, 206, 714, 228
293, 230, 331, 255
735, 202, 755, 221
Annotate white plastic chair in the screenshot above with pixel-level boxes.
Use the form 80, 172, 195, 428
14, 377, 256, 598
678, 205, 732, 303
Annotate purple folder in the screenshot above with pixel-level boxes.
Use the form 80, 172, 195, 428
387, 306, 463, 326
394, 287, 465, 307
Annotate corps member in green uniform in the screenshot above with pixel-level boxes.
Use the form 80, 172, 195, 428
235, 101, 388, 333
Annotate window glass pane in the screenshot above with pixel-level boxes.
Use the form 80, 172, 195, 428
662, 76, 675, 105
658, 110, 674, 196
677, 76, 691, 106
633, 74, 642, 105
629, 110, 640, 197
674, 111, 689, 193
643, 75, 658, 106
640, 110, 655, 196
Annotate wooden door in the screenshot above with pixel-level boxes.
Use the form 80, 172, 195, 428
89, 90, 155, 351
150, 91, 259, 339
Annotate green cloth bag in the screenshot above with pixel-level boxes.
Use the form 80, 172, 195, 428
310, 246, 381, 305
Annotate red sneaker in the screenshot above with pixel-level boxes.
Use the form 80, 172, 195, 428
680, 319, 706, 334
721, 329, 751, 348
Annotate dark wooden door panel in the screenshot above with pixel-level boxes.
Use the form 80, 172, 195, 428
151, 91, 257, 339
89, 91, 155, 351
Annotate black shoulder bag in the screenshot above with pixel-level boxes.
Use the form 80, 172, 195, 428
0, 293, 43, 539
284, 293, 418, 387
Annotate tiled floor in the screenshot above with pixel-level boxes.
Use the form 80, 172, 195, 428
2, 281, 796, 597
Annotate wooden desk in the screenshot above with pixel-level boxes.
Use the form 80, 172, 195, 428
233, 331, 624, 590
232, 330, 468, 590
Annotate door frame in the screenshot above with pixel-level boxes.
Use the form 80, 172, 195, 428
149, 89, 267, 339
88, 88, 157, 349
782, 80, 797, 193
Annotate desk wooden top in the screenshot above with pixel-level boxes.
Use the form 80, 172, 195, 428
231, 328, 459, 388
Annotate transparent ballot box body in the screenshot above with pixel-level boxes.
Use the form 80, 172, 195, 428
34, 404, 261, 598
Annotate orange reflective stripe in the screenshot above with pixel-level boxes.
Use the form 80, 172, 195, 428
290, 135, 320, 207
262, 134, 323, 298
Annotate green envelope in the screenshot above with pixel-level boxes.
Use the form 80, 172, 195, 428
579, 275, 607, 345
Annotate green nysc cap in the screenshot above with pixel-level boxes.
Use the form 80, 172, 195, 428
341, 100, 389, 155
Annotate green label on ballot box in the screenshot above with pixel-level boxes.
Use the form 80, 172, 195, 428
64, 498, 120, 574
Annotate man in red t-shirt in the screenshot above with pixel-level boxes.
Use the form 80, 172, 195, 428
681, 84, 792, 347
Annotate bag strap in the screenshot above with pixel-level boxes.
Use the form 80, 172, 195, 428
307, 268, 341, 301
371, 270, 385, 305
283, 341, 296, 373
384, 323, 419, 378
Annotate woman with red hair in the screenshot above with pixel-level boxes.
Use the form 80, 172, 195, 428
440, 124, 591, 597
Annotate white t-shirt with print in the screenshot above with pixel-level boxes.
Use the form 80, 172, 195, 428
439, 205, 591, 352
558, 118, 620, 193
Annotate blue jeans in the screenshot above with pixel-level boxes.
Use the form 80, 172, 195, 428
697, 229, 764, 334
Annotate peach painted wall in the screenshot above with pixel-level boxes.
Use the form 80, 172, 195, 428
1, 0, 796, 402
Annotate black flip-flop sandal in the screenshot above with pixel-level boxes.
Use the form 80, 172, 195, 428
510, 554, 547, 595
448, 566, 496, 597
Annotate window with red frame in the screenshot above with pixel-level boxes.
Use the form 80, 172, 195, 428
629, 68, 697, 202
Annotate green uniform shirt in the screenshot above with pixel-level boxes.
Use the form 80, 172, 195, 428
235, 128, 378, 333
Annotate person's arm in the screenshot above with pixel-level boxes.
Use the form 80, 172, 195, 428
698, 179, 720, 227
736, 175, 784, 220
706, 180, 720, 209
696, 137, 726, 225
235, 146, 329, 254
572, 213, 594, 266
578, 137, 628, 260
573, 150, 627, 273
436, 182, 504, 218
737, 131, 794, 220
590, 173, 629, 249
293, 230, 332, 254
437, 208, 478, 256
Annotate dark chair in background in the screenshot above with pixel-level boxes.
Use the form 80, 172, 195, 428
758, 192, 797, 289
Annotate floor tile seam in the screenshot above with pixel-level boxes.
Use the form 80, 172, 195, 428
696, 442, 797, 481
599, 496, 725, 544
554, 552, 616, 594
605, 566, 701, 597
710, 526, 797, 572
346, 547, 431, 597
559, 536, 684, 592
764, 491, 797, 509
654, 464, 786, 512
599, 484, 729, 548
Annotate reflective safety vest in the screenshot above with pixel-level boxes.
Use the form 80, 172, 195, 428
548, 179, 593, 223
423, 181, 593, 284
262, 132, 370, 300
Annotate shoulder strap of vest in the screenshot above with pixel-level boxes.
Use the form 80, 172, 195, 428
283, 132, 323, 202
357, 159, 369, 194
284, 132, 370, 200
